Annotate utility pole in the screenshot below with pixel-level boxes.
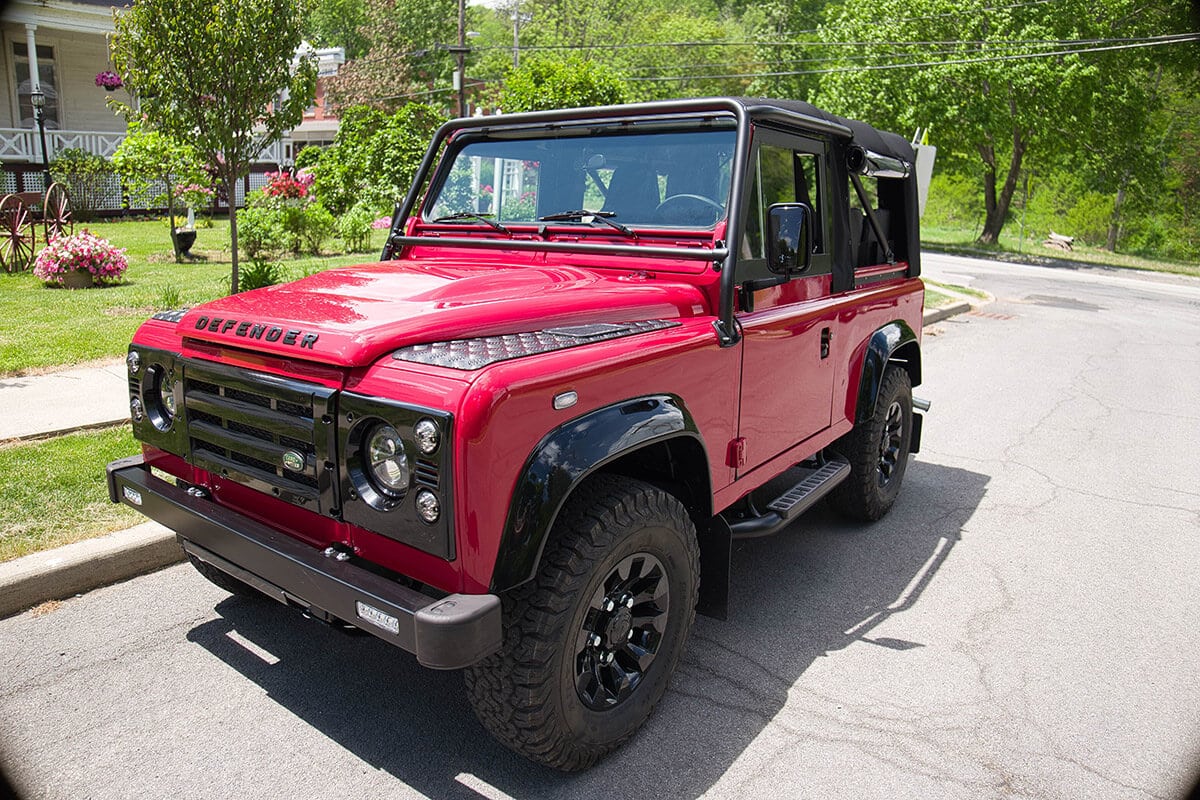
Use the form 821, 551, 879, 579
453, 0, 467, 117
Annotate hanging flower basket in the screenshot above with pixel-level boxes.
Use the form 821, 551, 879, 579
95, 70, 123, 91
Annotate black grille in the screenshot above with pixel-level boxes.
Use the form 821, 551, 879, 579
182, 362, 335, 507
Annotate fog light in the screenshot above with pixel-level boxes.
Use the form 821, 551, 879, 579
415, 490, 440, 523
414, 418, 440, 455
126, 351, 140, 374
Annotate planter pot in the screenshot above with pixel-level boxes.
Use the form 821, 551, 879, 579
175, 229, 197, 255
103, 86, 118, 92
60, 270, 94, 290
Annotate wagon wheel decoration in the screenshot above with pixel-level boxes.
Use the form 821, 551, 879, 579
0, 194, 37, 273
43, 182, 73, 242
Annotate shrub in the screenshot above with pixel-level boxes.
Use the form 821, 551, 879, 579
338, 201, 375, 252
237, 203, 286, 259
294, 146, 323, 171
300, 203, 336, 254
33, 230, 128, 286
49, 148, 115, 223
239, 258, 286, 292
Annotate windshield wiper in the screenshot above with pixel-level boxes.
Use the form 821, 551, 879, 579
432, 211, 512, 235
538, 209, 638, 239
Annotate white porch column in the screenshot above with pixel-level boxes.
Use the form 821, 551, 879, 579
24, 24, 41, 91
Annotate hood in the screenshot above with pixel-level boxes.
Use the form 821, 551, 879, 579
176, 260, 710, 367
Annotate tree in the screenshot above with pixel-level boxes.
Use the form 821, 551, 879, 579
111, 0, 317, 293
500, 56, 629, 112
111, 120, 209, 260
326, 0, 458, 110
309, 103, 446, 214
305, 0, 370, 60
816, 0, 1194, 244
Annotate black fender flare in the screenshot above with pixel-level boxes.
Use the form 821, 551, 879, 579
489, 394, 707, 593
854, 320, 921, 424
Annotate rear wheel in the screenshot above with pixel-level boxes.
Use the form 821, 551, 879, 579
830, 365, 913, 521
464, 475, 699, 771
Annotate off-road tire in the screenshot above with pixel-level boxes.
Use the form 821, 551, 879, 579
186, 552, 262, 599
830, 365, 913, 521
464, 474, 700, 771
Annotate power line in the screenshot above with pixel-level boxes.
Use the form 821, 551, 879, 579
614, 35, 1184, 75
623, 34, 1200, 83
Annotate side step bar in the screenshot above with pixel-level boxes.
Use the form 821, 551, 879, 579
728, 456, 851, 540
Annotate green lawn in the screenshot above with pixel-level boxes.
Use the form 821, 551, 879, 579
0, 426, 143, 562
922, 224, 1200, 279
0, 219, 389, 375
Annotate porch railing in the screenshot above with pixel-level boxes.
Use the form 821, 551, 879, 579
0, 128, 290, 166
0, 128, 294, 212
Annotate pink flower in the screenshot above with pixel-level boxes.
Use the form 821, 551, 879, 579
33, 230, 128, 286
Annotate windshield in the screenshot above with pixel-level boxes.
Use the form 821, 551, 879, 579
425, 126, 736, 230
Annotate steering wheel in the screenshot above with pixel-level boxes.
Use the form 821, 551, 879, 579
654, 194, 723, 226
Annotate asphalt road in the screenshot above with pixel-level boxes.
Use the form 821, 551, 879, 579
3, 253, 1199, 800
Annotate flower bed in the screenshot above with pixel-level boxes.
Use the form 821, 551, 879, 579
33, 230, 129, 288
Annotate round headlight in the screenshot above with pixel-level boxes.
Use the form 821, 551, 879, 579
365, 424, 409, 496
158, 376, 176, 422
415, 489, 441, 523
414, 418, 440, 455
145, 365, 176, 431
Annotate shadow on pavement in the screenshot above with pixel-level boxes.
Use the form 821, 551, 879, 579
186, 459, 989, 798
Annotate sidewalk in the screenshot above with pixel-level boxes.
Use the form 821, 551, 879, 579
0, 358, 130, 442
0, 300, 974, 618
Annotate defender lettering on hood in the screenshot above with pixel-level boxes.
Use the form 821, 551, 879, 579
191, 315, 320, 349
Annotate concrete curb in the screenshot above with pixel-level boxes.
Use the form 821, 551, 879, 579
0, 301, 976, 619
2, 417, 130, 446
923, 301, 972, 326
0, 522, 183, 618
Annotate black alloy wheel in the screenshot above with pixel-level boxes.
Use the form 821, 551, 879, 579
574, 552, 669, 710
829, 365, 913, 521
877, 399, 905, 486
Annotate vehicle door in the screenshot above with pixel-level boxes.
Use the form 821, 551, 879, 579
734, 129, 838, 476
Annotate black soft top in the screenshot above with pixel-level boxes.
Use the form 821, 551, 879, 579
442, 96, 913, 165
732, 97, 915, 165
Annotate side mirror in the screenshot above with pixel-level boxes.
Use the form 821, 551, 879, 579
766, 202, 812, 275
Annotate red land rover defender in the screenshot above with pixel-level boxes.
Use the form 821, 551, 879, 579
108, 98, 927, 770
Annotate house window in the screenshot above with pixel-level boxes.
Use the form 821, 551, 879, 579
12, 42, 60, 129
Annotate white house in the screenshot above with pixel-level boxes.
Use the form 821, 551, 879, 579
0, 0, 328, 210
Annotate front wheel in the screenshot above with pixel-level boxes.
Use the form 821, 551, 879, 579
829, 365, 914, 521
464, 475, 700, 771
186, 552, 262, 599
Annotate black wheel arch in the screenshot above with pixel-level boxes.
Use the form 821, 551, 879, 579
490, 394, 713, 594
854, 320, 921, 425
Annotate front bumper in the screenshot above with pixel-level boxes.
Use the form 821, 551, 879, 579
106, 455, 501, 669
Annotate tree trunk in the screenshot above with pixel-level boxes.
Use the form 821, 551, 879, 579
227, 169, 239, 294
978, 131, 1027, 245
1106, 183, 1127, 252
167, 179, 180, 262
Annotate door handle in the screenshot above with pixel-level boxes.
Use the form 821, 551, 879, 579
821, 327, 831, 359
